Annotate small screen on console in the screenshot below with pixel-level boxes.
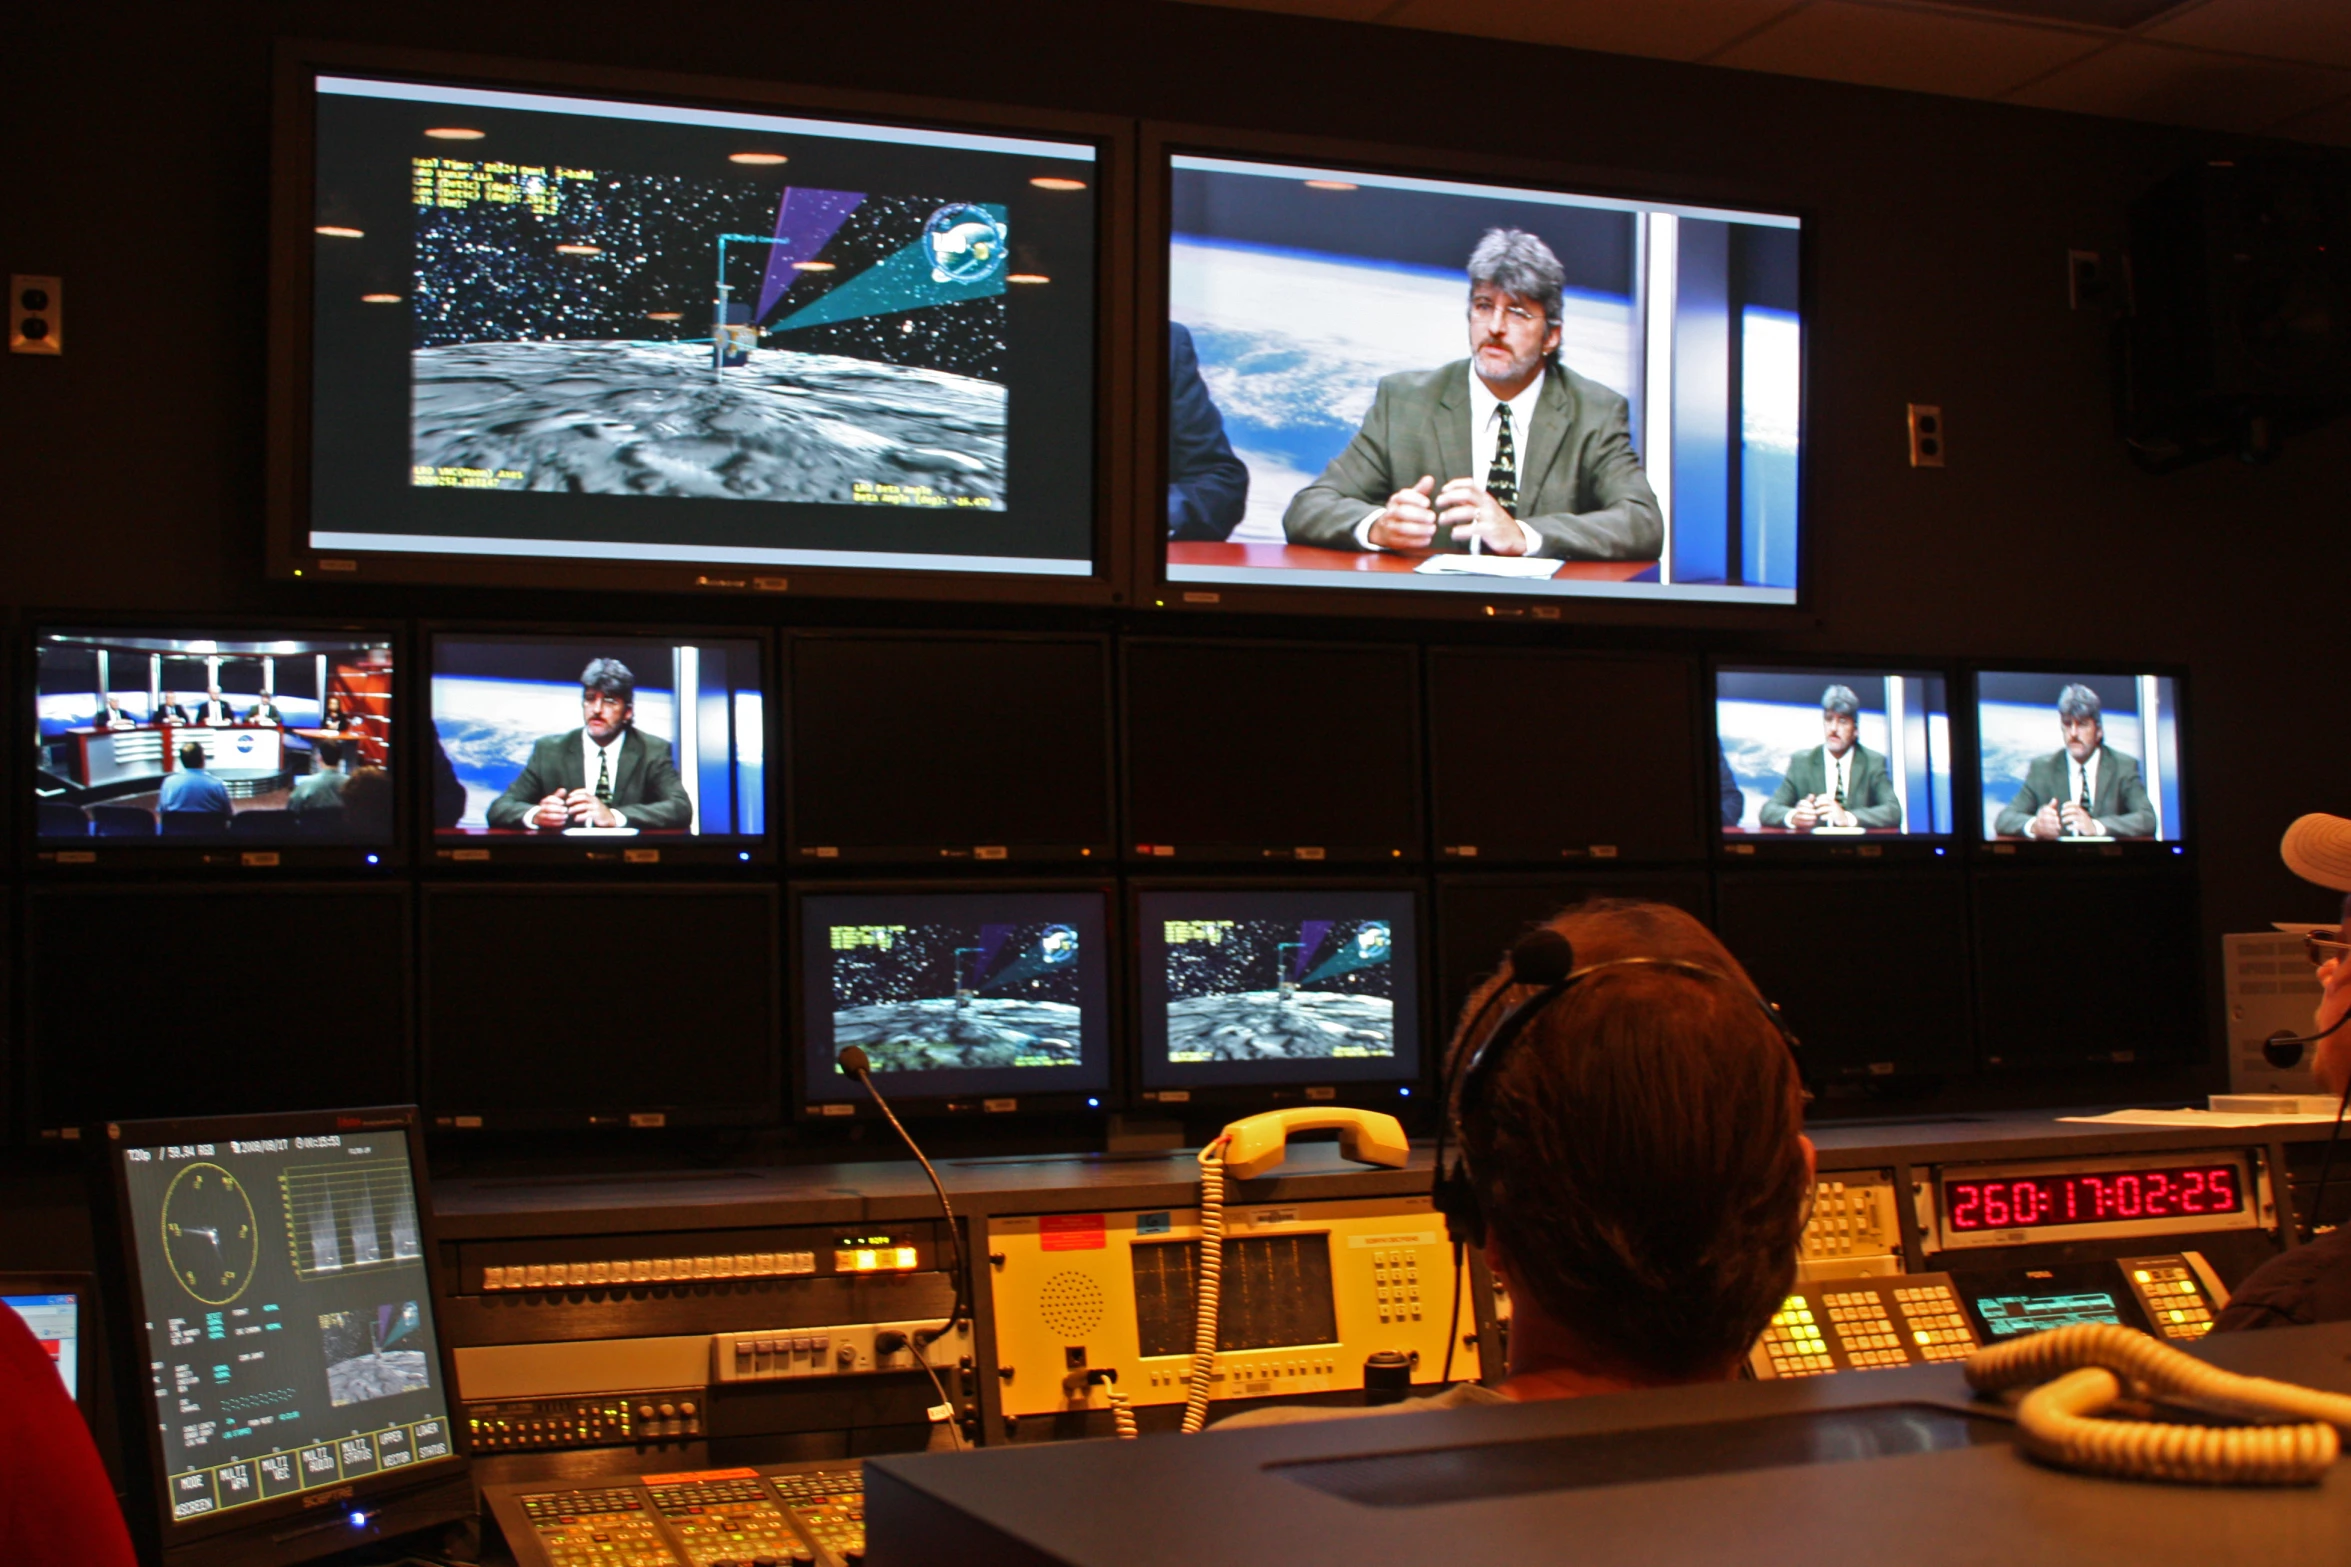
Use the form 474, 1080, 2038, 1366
1974, 671, 2183, 844
113, 1115, 456, 1527
797, 889, 1112, 1106
1, 1293, 81, 1403
1973, 1292, 2126, 1339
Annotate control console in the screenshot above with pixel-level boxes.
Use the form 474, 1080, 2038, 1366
486, 1462, 866, 1567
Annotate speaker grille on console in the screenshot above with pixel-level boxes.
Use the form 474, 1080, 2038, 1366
1038, 1271, 1105, 1339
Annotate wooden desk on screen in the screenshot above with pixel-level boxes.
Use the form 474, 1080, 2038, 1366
1167, 541, 1660, 582
1724, 826, 1911, 837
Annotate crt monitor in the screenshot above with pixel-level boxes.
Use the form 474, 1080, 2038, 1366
1160, 152, 1801, 608
1974, 670, 2184, 849
1715, 665, 1954, 850
1133, 884, 1423, 1103
429, 631, 766, 858
797, 887, 1112, 1113
290, 67, 1104, 593
94, 1106, 469, 1567
33, 628, 397, 854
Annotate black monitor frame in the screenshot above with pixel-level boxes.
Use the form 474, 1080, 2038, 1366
1709, 655, 1964, 867
783, 629, 1119, 867
1127, 876, 1431, 1114
265, 40, 1136, 609
1967, 661, 2192, 867
88, 1105, 472, 1567
790, 878, 1121, 1121
1136, 119, 1812, 628
420, 620, 776, 872
26, 616, 409, 876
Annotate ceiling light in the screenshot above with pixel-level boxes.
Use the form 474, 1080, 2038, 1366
791, 260, 836, 271
555, 244, 602, 255
1007, 273, 1050, 285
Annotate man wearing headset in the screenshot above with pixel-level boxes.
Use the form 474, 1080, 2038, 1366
1225, 899, 1813, 1423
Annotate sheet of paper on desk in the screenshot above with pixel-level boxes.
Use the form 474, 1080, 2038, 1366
1413, 554, 1562, 579
2059, 1108, 2344, 1127
561, 825, 641, 837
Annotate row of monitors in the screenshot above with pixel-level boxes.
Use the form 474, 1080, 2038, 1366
27, 623, 2190, 870
279, 52, 1804, 621
11, 871, 2204, 1138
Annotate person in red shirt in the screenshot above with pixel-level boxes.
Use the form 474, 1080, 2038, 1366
0, 1298, 137, 1565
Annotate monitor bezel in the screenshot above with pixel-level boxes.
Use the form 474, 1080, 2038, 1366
0, 1269, 100, 1416
1137, 119, 1813, 628
1966, 661, 2193, 866
420, 881, 783, 1130
420, 620, 777, 871
266, 40, 1136, 609
789, 878, 1122, 1120
782, 629, 1120, 867
1709, 654, 1966, 866
26, 616, 409, 876
89, 1105, 471, 1567
1126, 876, 1432, 1113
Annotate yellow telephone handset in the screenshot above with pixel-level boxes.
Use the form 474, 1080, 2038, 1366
1217, 1107, 1412, 1181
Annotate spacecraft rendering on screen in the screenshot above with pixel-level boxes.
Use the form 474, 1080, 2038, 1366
826, 919, 1084, 1073
1162, 918, 1396, 1063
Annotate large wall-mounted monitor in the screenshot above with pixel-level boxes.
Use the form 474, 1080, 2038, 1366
272, 55, 1124, 603
1973, 669, 2186, 859
93, 1106, 472, 1567
1715, 663, 1955, 862
427, 629, 768, 867
1151, 142, 1801, 618
794, 885, 1114, 1117
1132, 883, 1424, 1109
32, 625, 400, 870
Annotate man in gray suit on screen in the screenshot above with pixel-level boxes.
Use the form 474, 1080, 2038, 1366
1994, 683, 2156, 840
487, 658, 693, 831
1759, 684, 1902, 831
1282, 228, 1663, 562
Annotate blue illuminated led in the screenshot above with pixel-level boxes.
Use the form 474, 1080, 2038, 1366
349, 1511, 368, 1529
2172, 845, 2184, 855
738, 851, 751, 862
1086, 1097, 1101, 1108
1934, 846, 1946, 857
366, 853, 381, 865
1398, 1086, 1412, 1097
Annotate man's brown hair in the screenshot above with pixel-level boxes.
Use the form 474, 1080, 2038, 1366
1452, 899, 1810, 1381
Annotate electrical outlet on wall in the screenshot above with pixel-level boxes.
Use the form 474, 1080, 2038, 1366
1908, 404, 1944, 467
11, 276, 61, 355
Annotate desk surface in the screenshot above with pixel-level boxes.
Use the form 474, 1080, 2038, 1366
865, 1321, 2351, 1567
1167, 540, 1657, 582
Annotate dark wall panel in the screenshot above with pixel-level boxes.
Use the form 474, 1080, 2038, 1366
1433, 871, 1713, 1038
1972, 872, 2202, 1071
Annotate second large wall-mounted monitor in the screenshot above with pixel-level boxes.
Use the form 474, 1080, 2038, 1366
1134, 885, 1423, 1107
1975, 670, 2185, 854
796, 887, 1113, 1115
1159, 151, 1801, 613
279, 62, 1112, 599
428, 631, 766, 865
1716, 665, 1954, 859
33, 627, 398, 867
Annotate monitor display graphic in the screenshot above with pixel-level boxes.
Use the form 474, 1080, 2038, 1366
1715, 666, 1954, 840
109, 1113, 458, 1532
1162, 154, 1800, 605
2, 1293, 81, 1403
303, 72, 1100, 582
1974, 672, 2182, 844
430, 633, 764, 843
34, 629, 395, 847
798, 889, 1112, 1107
1136, 887, 1421, 1090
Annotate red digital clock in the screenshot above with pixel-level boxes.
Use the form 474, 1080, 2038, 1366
1943, 1164, 2244, 1232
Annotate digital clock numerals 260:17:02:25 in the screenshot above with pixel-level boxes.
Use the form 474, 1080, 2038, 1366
1944, 1166, 2243, 1231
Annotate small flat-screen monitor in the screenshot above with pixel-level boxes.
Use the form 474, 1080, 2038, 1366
282, 65, 1109, 599
1715, 664, 1955, 860
1974, 670, 2185, 855
1, 1276, 91, 1408
788, 634, 1113, 862
428, 630, 767, 865
33, 627, 398, 867
95, 1106, 470, 1567
796, 886, 1112, 1115
423, 885, 780, 1128
1134, 884, 1423, 1106
1158, 151, 1801, 612
1123, 641, 1422, 861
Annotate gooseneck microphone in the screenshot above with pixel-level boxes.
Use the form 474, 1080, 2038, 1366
837, 1047, 972, 1343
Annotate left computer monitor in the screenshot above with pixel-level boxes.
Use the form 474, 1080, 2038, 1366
427, 628, 769, 866
93, 1105, 471, 1567
0, 1273, 93, 1409
32, 625, 400, 869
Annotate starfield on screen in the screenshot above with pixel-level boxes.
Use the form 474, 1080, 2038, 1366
1161, 154, 1801, 605
301, 71, 1101, 583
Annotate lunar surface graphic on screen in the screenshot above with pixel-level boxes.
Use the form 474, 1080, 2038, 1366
829, 920, 1083, 1073
320, 1302, 430, 1408
1162, 917, 1395, 1062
